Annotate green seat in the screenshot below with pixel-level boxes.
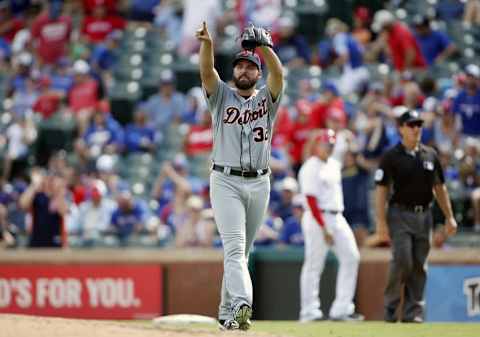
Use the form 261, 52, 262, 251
35, 120, 76, 166
109, 80, 142, 126
172, 59, 201, 93
140, 65, 169, 100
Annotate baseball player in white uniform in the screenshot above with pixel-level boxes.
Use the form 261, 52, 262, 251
196, 22, 283, 330
298, 129, 363, 322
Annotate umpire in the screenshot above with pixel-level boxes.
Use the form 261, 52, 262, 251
374, 109, 457, 323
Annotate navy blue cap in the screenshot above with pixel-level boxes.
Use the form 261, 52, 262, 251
322, 81, 339, 96
233, 51, 261, 69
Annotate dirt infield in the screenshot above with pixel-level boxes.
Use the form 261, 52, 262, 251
1, 315, 275, 337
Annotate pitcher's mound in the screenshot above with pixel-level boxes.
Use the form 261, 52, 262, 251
0, 314, 270, 337
0, 314, 213, 337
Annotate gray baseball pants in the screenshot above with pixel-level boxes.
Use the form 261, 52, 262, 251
384, 206, 432, 322
210, 170, 270, 320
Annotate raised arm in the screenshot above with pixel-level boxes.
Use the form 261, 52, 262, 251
19, 169, 44, 210
259, 46, 284, 102
196, 21, 220, 96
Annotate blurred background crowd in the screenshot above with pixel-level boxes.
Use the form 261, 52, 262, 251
0, 0, 480, 249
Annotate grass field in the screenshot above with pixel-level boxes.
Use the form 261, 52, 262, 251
252, 321, 480, 337
3, 315, 480, 337
158, 321, 480, 337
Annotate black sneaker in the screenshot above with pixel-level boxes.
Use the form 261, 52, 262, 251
218, 319, 239, 330
331, 313, 365, 322
234, 304, 253, 331
401, 316, 423, 323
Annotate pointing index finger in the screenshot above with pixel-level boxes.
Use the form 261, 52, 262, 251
203, 21, 207, 30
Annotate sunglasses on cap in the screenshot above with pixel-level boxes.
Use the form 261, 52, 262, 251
405, 121, 424, 128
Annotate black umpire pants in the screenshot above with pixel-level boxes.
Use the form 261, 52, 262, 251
384, 205, 432, 322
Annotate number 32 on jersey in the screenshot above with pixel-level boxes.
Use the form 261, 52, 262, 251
253, 127, 268, 142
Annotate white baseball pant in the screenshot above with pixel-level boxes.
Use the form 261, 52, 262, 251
300, 212, 360, 321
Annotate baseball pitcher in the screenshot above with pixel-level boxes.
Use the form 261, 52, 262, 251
196, 21, 283, 330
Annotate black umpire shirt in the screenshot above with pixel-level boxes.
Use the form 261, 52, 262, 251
375, 143, 445, 207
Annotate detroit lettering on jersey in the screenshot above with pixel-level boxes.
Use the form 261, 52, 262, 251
223, 98, 268, 125
204, 81, 283, 170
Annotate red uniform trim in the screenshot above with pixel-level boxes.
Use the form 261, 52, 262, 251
306, 195, 325, 228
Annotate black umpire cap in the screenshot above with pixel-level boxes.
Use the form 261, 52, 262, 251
233, 51, 261, 70
397, 109, 424, 126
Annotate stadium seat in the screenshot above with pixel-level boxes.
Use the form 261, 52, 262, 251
172, 58, 202, 93
35, 113, 76, 166
109, 80, 142, 126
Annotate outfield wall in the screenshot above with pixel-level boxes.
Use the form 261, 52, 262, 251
0, 248, 478, 321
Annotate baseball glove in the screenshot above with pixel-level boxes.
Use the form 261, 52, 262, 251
240, 23, 273, 50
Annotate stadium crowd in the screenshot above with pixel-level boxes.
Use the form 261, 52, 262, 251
0, 0, 480, 249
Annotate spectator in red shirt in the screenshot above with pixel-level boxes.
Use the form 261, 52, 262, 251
287, 99, 316, 174
31, 1, 72, 65
0, 2, 25, 43
388, 72, 425, 110
272, 104, 294, 149
184, 110, 213, 179
310, 82, 345, 128
81, 3, 125, 44
82, 0, 118, 14
370, 10, 426, 72
68, 60, 100, 133
32, 76, 61, 119
184, 111, 213, 157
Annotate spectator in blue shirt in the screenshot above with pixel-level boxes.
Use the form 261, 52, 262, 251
129, 0, 160, 22
76, 108, 124, 164
124, 106, 156, 153
342, 151, 371, 247
325, 18, 369, 95
254, 216, 280, 247
110, 188, 146, 246
90, 30, 121, 72
182, 86, 206, 125
49, 58, 74, 96
273, 16, 311, 69
413, 16, 456, 66
270, 176, 298, 222
0, 37, 10, 60
279, 194, 304, 246
436, 0, 465, 22
143, 70, 186, 133
452, 64, 480, 137
7, 51, 32, 96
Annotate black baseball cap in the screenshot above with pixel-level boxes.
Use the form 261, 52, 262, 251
233, 51, 261, 70
412, 14, 430, 27
397, 110, 424, 125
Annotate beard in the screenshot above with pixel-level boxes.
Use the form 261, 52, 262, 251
233, 75, 257, 90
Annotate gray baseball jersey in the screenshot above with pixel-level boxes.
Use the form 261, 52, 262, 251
204, 80, 282, 170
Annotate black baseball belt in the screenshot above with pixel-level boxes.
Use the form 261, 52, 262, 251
212, 164, 269, 178
390, 203, 430, 213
